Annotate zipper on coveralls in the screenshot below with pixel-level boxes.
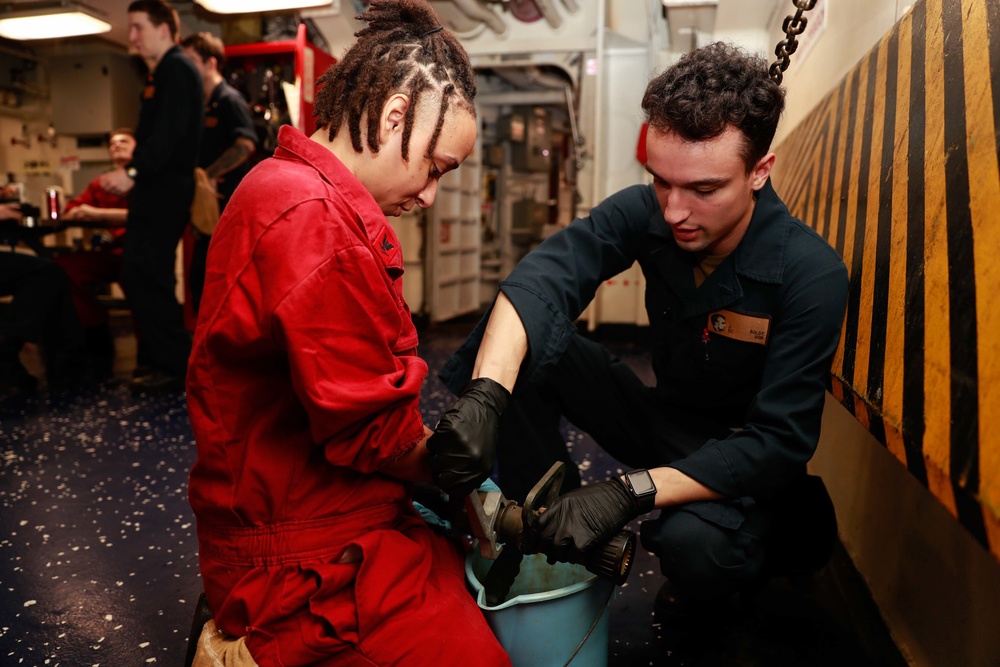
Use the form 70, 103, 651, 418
701, 328, 710, 361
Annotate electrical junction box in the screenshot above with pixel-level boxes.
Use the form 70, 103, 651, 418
499, 107, 551, 173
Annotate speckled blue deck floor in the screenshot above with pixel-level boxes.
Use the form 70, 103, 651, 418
0, 318, 892, 666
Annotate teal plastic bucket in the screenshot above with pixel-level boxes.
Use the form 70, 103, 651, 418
466, 551, 614, 667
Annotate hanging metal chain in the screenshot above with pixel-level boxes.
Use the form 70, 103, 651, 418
769, 0, 817, 84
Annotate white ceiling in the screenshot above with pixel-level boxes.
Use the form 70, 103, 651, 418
3, 0, 785, 57
4, 0, 228, 50
83, 0, 144, 47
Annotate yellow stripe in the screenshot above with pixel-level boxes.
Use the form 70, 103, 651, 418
923, 0, 957, 517
854, 37, 891, 398
781, 116, 810, 209
985, 506, 1000, 558
963, 0, 1000, 523
791, 98, 834, 233
854, 398, 871, 432
832, 54, 870, 377
816, 97, 840, 240
883, 13, 913, 468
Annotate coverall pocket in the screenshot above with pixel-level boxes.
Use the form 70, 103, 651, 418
677, 498, 747, 531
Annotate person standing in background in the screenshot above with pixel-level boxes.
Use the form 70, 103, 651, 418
101, 0, 202, 394
180, 32, 256, 315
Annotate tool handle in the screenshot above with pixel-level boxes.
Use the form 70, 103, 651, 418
580, 529, 636, 585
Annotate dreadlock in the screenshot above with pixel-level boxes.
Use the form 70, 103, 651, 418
314, 0, 477, 162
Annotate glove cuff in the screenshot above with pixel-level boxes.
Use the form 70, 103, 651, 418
462, 377, 511, 411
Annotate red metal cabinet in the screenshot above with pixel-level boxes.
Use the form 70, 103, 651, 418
224, 22, 337, 142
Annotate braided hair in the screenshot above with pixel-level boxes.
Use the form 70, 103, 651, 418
314, 0, 477, 162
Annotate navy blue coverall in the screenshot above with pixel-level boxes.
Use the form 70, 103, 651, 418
441, 180, 849, 599
188, 79, 256, 313
122, 45, 203, 378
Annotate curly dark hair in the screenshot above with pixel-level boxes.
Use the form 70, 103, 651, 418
641, 42, 784, 172
313, 0, 477, 162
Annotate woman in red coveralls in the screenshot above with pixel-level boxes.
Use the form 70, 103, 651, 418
186, 2, 513, 665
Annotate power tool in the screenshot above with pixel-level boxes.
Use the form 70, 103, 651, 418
462, 462, 636, 605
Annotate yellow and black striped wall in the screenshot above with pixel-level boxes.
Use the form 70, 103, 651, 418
770, 0, 1000, 561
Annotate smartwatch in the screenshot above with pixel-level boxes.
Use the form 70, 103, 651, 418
624, 468, 657, 513
125, 165, 138, 180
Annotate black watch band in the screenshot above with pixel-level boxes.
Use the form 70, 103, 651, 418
624, 468, 657, 513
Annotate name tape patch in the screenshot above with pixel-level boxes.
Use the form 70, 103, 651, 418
707, 310, 770, 346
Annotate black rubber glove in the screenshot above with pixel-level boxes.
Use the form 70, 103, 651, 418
427, 377, 510, 498
533, 478, 640, 564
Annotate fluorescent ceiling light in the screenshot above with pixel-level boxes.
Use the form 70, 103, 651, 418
0, 4, 111, 40
195, 0, 333, 13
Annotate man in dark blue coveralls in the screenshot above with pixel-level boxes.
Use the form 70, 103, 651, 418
181, 32, 257, 315
428, 42, 850, 643
102, 0, 203, 394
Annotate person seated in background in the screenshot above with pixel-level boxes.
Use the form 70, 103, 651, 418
185, 2, 510, 665
180, 32, 257, 315
1, 201, 90, 398
54, 128, 136, 377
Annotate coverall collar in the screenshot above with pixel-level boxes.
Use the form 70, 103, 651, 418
646, 178, 791, 318
272, 125, 402, 272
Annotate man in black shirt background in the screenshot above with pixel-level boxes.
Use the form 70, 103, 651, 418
181, 32, 257, 314
102, 0, 202, 393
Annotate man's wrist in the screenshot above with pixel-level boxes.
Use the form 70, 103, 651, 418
621, 469, 657, 514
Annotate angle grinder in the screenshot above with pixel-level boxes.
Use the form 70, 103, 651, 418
463, 462, 637, 605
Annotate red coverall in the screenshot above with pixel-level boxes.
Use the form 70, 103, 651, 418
187, 126, 509, 667
55, 179, 128, 329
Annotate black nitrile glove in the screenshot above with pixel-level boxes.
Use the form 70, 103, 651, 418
533, 478, 640, 564
427, 377, 510, 498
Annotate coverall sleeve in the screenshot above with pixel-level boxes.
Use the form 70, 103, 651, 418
670, 239, 850, 497
440, 185, 656, 392
63, 179, 100, 213
271, 231, 427, 474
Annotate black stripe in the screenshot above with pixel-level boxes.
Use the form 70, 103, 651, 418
806, 102, 832, 236
835, 69, 861, 258
903, 1, 928, 484
869, 410, 887, 448
941, 0, 986, 546
841, 50, 879, 387
987, 0, 1000, 168
783, 112, 821, 210
797, 110, 830, 213
836, 383, 855, 418
867, 29, 898, 413
821, 86, 845, 241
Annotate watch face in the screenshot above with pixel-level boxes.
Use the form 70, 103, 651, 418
628, 470, 656, 496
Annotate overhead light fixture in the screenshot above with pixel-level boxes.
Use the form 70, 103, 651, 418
194, 0, 333, 13
0, 2, 111, 40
